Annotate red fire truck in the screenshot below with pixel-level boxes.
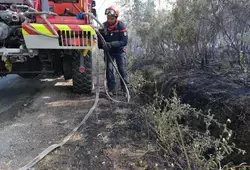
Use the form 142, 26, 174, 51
0, 0, 97, 94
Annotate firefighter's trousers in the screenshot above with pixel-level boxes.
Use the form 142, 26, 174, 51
105, 52, 129, 91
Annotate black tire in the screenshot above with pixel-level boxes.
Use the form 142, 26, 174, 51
72, 50, 92, 94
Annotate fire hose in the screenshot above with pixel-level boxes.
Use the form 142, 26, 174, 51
82, 12, 131, 103
95, 29, 131, 103
18, 44, 101, 170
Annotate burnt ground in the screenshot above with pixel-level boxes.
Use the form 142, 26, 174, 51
2, 67, 250, 169
0, 48, 169, 170
142, 69, 250, 164
34, 98, 166, 170
0, 74, 167, 170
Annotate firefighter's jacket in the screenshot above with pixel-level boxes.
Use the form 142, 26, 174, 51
98, 20, 128, 54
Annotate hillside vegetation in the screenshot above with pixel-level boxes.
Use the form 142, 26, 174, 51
118, 0, 250, 169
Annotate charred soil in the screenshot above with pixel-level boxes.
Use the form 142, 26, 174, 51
141, 69, 250, 164
35, 98, 166, 170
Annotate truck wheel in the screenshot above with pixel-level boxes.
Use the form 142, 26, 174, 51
72, 50, 92, 94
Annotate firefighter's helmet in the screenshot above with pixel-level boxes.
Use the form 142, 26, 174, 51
105, 5, 120, 17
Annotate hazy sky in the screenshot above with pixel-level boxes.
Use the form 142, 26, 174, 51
95, 0, 175, 23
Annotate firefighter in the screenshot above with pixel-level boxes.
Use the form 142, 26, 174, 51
98, 5, 129, 96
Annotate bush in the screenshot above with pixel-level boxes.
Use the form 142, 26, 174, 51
122, 0, 250, 82
142, 91, 245, 170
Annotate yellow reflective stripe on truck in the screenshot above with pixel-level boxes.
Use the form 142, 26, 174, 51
23, 24, 95, 36
30, 24, 53, 35
54, 24, 71, 31
78, 25, 95, 35
22, 28, 29, 35
55, 24, 95, 35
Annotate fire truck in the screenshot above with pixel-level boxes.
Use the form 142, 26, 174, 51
0, 0, 97, 94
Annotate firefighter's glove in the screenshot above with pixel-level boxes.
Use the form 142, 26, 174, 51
103, 41, 120, 51
103, 42, 112, 51
110, 41, 120, 48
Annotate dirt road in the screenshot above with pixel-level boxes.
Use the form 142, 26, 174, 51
0, 75, 98, 170
0, 75, 41, 122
